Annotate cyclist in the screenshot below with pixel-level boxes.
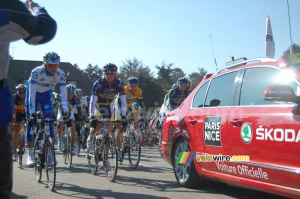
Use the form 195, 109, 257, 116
12, 84, 27, 161
56, 84, 79, 155
88, 63, 127, 167
159, 77, 191, 127
169, 77, 191, 109
25, 52, 68, 167
120, 76, 147, 146
74, 88, 88, 147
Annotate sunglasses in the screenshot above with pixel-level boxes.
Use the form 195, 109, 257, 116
105, 72, 116, 76
19, 92, 25, 95
179, 83, 187, 86
129, 84, 137, 88
46, 63, 59, 68
68, 91, 74, 94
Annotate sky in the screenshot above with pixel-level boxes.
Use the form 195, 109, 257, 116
10, 0, 300, 77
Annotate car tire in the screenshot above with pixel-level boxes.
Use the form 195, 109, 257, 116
172, 138, 201, 188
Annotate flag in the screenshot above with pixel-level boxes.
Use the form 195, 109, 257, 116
265, 16, 275, 58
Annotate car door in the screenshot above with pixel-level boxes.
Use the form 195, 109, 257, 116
187, 71, 239, 172
228, 66, 300, 189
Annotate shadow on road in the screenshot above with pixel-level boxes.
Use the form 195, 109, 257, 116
53, 182, 169, 199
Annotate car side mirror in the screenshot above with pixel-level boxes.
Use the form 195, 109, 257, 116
263, 85, 298, 104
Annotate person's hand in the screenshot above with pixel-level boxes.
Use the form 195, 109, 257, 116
28, 113, 37, 127
26, 0, 39, 12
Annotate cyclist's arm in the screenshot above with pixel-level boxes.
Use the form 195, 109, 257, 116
90, 95, 98, 117
59, 73, 68, 113
28, 80, 37, 114
119, 94, 127, 116
168, 89, 176, 108
137, 89, 147, 119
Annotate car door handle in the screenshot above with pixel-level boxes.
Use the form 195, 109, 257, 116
188, 119, 197, 125
230, 119, 243, 127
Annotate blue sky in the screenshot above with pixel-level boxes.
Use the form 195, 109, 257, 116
10, 0, 300, 76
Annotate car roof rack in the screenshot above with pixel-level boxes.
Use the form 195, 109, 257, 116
218, 58, 277, 74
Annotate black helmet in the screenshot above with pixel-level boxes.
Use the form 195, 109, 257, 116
127, 76, 139, 84
103, 63, 117, 73
177, 77, 189, 85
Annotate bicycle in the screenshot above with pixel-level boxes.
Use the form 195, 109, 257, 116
17, 120, 26, 169
119, 119, 141, 169
32, 116, 56, 191
87, 119, 118, 182
61, 122, 73, 168
78, 122, 90, 156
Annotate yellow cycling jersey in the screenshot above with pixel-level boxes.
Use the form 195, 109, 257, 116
124, 86, 144, 109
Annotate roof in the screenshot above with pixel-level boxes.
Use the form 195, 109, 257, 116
8, 59, 94, 95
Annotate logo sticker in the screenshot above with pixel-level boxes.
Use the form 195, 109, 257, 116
204, 116, 222, 146
241, 123, 252, 144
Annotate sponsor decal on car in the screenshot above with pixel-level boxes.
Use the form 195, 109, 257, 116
204, 116, 222, 146
215, 162, 268, 180
241, 123, 252, 144
256, 126, 300, 142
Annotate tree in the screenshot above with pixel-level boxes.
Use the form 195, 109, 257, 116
155, 61, 174, 92
189, 68, 207, 91
119, 58, 163, 109
119, 57, 153, 84
283, 43, 300, 55
82, 64, 102, 83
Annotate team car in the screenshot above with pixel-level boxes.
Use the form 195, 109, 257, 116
161, 54, 300, 198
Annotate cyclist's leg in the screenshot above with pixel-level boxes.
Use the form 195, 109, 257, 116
13, 122, 20, 152
40, 91, 54, 139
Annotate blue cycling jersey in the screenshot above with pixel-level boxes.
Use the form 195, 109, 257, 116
169, 85, 191, 109
90, 78, 126, 117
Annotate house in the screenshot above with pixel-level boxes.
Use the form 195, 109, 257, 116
8, 59, 93, 96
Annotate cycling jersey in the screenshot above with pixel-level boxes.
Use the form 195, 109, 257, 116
28, 66, 68, 114
13, 93, 25, 123
57, 95, 79, 122
169, 84, 191, 109
90, 78, 127, 118
124, 86, 146, 110
14, 93, 25, 114
75, 96, 88, 121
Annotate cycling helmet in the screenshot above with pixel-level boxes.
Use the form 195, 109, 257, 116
132, 102, 139, 110
127, 76, 139, 84
15, 84, 27, 93
177, 77, 189, 86
75, 88, 83, 96
43, 52, 60, 64
66, 84, 76, 92
103, 63, 117, 73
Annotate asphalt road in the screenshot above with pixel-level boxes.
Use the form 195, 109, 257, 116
12, 146, 287, 199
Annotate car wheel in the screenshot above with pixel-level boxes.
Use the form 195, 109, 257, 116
172, 138, 200, 188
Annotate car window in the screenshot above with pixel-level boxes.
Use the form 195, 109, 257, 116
204, 71, 238, 107
240, 67, 299, 105
192, 81, 209, 108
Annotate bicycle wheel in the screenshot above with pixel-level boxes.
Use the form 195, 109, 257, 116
77, 133, 80, 157
146, 128, 154, 147
69, 133, 73, 168
103, 134, 118, 182
128, 132, 141, 169
87, 139, 99, 175
18, 135, 25, 169
33, 137, 42, 182
62, 134, 68, 164
45, 139, 56, 191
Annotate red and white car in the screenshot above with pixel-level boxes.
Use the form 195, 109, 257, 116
161, 54, 300, 198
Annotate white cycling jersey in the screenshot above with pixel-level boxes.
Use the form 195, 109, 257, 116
28, 65, 68, 114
